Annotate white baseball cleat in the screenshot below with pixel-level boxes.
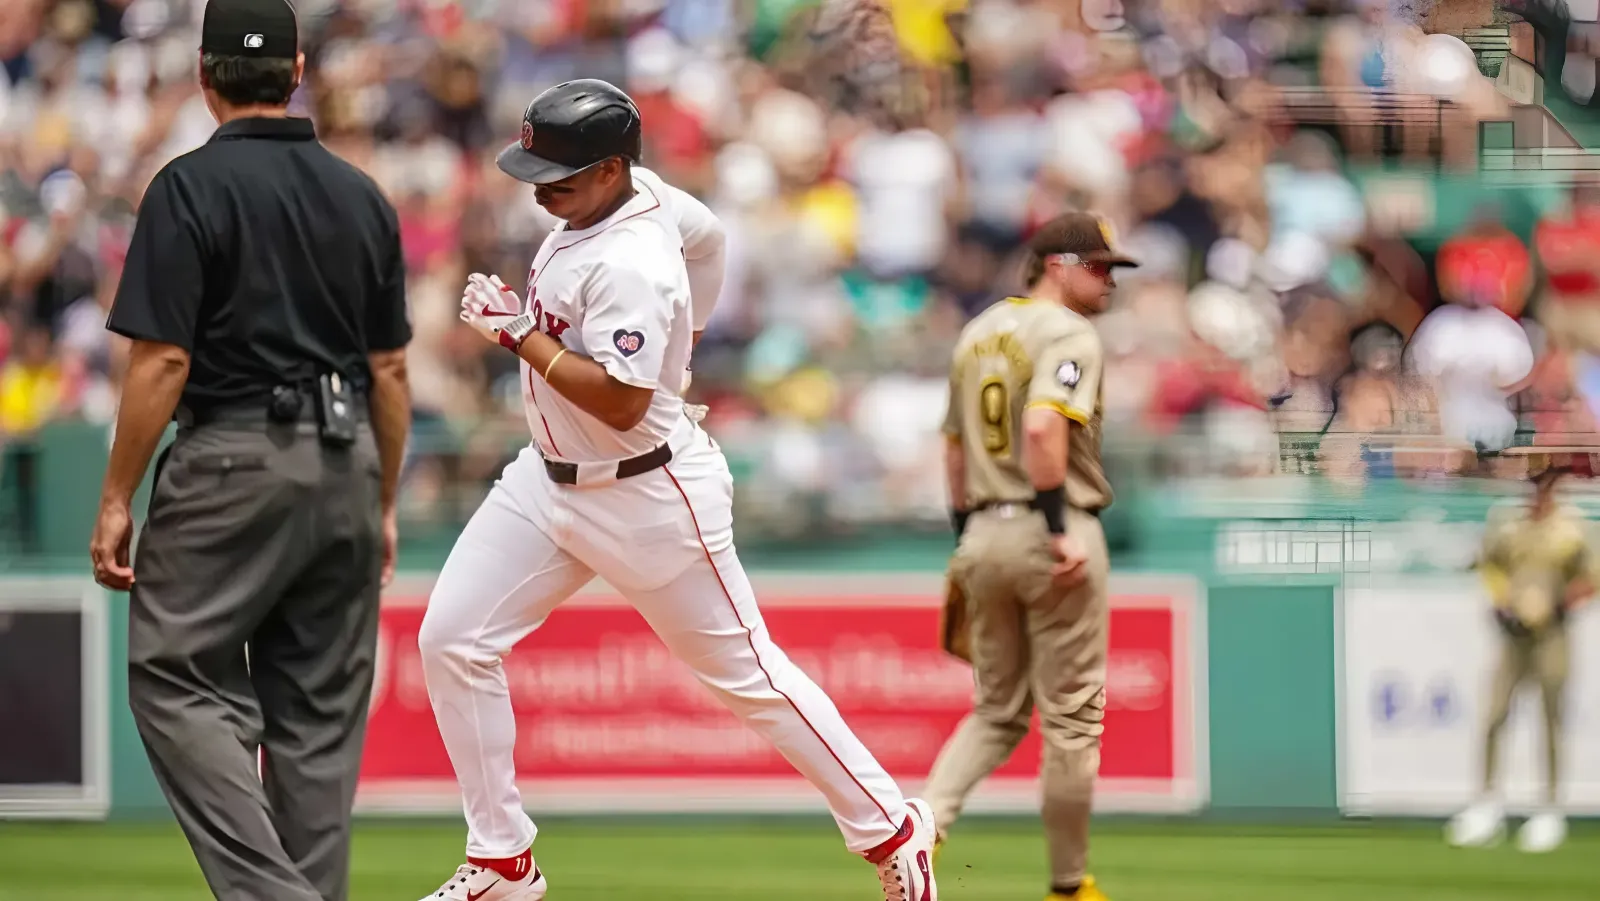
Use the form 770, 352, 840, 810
1445, 799, 1505, 848
418, 861, 547, 901
869, 798, 939, 901
1517, 811, 1567, 854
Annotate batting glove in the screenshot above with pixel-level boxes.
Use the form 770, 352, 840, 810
464, 272, 521, 315
460, 278, 535, 352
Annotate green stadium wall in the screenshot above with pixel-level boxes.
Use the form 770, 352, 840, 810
8, 425, 1581, 822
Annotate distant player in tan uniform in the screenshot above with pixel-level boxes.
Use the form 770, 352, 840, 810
929, 212, 1137, 901
1448, 454, 1596, 854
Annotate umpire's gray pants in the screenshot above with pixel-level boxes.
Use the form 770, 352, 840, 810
127, 420, 383, 901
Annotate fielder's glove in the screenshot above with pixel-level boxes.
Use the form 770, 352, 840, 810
1494, 606, 1535, 638
460, 273, 535, 351
938, 575, 973, 664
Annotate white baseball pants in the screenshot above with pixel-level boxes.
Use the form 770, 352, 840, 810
418, 424, 909, 858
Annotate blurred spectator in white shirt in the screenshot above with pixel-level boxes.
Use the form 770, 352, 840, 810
1409, 303, 1534, 453
950, 74, 1044, 246
1264, 131, 1365, 248
845, 122, 956, 278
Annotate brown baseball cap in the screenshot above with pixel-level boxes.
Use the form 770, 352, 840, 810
1027, 211, 1139, 268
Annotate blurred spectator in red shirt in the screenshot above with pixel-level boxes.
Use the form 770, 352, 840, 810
1436, 213, 1533, 318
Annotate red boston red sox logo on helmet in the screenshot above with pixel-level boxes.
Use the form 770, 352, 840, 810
520, 121, 534, 151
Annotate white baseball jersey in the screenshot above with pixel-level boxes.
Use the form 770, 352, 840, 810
419, 173, 920, 878
518, 167, 724, 462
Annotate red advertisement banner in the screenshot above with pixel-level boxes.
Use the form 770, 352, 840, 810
358, 576, 1206, 814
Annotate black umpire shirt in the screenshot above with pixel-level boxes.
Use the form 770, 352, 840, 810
108, 117, 410, 411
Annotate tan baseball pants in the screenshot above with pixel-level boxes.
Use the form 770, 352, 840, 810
923, 505, 1109, 887
1482, 623, 1570, 804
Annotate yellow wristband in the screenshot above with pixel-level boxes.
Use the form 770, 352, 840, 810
542, 348, 568, 382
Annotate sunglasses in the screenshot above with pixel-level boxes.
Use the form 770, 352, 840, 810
1050, 254, 1115, 279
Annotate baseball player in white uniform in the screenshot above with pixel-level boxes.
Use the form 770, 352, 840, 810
414, 80, 939, 901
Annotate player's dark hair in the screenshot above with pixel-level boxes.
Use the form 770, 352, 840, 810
1022, 215, 1082, 287
200, 52, 298, 106
1022, 251, 1048, 288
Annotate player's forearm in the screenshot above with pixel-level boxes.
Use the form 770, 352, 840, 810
516, 333, 650, 432
1021, 406, 1069, 489
686, 244, 726, 332
367, 348, 411, 512
945, 437, 968, 510
946, 436, 971, 536
102, 340, 189, 507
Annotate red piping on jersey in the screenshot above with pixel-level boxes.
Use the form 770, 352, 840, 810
525, 366, 563, 457
524, 183, 664, 457
661, 465, 899, 832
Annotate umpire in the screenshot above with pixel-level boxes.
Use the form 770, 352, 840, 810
88, 2, 412, 900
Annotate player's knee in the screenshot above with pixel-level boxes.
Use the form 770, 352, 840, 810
1038, 695, 1106, 747
973, 704, 1032, 737
1036, 704, 1100, 755
1040, 716, 1104, 752
417, 604, 472, 667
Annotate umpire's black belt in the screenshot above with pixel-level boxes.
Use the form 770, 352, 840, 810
544, 443, 672, 486
175, 397, 368, 428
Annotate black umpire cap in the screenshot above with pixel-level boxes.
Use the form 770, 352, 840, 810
200, 0, 299, 59
497, 79, 643, 185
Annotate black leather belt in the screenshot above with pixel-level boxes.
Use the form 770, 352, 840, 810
175, 398, 369, 428
544, 443, 672, 485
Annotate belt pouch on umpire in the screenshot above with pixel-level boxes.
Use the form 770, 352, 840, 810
316, 372, 357, 447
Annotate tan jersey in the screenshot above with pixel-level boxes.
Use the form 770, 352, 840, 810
944, 297, 1112, 512
1481, 503, 1599, 628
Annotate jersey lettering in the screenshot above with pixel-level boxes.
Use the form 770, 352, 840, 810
949, 299, 1114, 512
515, 168, 697, 462
978, 378, 1010, 455
529, 296, 571, 339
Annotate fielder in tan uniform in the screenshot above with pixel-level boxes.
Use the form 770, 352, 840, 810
1448, 455, 1596, 854
929, 212, 1136, 901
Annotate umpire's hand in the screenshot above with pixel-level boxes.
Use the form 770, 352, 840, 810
381, 507, 399, 587
90, 500, 136, 592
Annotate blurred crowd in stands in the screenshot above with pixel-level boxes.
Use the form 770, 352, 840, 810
4, 0, 1600, 539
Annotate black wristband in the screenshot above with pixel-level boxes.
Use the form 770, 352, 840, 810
1030, 486, 1067, 535
952, 508, 971, 538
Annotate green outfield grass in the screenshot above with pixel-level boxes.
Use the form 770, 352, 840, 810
1, 818, 1598, 900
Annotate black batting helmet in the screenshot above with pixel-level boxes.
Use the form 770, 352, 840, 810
496, 79, 643, 185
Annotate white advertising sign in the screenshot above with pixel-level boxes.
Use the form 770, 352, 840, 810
1341, 578, 1600, 815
